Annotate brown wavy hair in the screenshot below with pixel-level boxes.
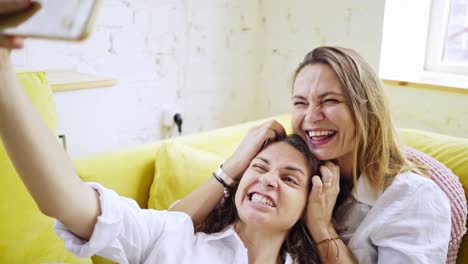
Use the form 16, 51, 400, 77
196, 134, 321, 263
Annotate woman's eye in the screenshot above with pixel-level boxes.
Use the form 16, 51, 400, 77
323, 98, 339, 104
252, 164, 267, 171
283, 176, 298, 185
293, 101, 306, 106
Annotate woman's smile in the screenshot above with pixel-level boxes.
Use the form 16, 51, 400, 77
305, 128, 337, 147
248, 192, 276, 208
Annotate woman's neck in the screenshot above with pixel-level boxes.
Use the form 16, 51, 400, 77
235, 221, 286, 264
337, 152, 358, 182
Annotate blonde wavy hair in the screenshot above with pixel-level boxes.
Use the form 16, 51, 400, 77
292, 46, 427, 194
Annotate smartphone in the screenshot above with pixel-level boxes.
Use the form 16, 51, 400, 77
0, 0, 102, 41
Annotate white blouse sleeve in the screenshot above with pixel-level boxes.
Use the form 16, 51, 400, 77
370, 175, 451, 264
53, 182, 192, 264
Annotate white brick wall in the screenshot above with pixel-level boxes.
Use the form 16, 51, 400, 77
11, 0, 387, 157
12, 0, 263, 157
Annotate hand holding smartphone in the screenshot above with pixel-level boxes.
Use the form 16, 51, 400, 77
0, 0, 101, 41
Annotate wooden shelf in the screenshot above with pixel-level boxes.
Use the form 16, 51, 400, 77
45, 70, 117, 92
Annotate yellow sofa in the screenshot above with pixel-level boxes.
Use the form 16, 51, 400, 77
1, 71, 467, 263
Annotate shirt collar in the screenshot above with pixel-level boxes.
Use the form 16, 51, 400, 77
353, 174, 381, 206
205, 224, 293, 263
204, 224, 239, 241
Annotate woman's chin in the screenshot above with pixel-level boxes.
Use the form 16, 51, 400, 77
310, 148, 339, 161
238, 208, 272, 228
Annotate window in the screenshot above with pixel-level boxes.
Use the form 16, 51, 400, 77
380, 0, 468, 89
425, 0, 468, 74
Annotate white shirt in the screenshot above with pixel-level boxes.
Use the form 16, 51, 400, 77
54, 183, 293, 264
344, 171, 451, 263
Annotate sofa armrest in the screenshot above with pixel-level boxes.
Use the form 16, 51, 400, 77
73, 142, 161, 208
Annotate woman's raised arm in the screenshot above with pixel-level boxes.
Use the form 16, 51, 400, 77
169, 120, 286, 225
0, 50, 100, 240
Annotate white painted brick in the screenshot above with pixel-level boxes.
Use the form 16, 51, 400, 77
96, 0, 134, 29
15, 0, 399, 157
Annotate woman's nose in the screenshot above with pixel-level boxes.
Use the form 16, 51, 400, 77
259, 172, 279, 189
305, 104, 325, 123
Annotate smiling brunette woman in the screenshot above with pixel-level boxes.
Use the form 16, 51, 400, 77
171, 46, 451, 263
197, 134, 321, 264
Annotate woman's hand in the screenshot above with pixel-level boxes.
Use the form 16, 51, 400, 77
222, 120, 286, 181
305, 161, 341, 241
0, 35, 24, 49
0, 0, 31, 14
0, 0, 31, 49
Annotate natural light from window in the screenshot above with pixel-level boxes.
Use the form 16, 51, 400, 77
380, 0, 468, 89
426, 0, 468, 74
443, 0, 468, 64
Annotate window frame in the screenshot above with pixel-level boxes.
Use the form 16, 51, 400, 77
425, 0, 468, 75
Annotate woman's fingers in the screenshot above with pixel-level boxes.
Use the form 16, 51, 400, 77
258, 120, 286, 147
320, 165, 333, 184
0, 35, 24, 49
0, 0, 31, 14
269, 120, 287, 139
305, 162, 341, 236
0, 0, 30, 49
225, 120, 287, 180
310, 175, 322, 200
319, 161, 340, 191
326, 161, 340, 184
260, 120, 286, 138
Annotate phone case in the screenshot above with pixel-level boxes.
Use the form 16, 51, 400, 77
0, 0, 102, 41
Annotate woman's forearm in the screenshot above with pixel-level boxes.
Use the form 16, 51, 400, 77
0, 51, 100, 240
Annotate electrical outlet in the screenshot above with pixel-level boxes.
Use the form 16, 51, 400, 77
160, 104, 184, 138
161, 104, 183, 128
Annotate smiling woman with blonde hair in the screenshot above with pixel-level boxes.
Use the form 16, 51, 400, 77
292, 47, 426, 193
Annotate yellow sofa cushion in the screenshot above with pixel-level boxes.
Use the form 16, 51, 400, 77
74, 142, 161, 209
0, 71, 91, 263
148, 141, 223, 210
399, 128, 468, 181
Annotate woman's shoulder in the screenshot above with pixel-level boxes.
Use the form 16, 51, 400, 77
391, 170, 439, 191
379, 171, 450, 211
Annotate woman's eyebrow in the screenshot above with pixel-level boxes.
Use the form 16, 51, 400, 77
317, 91, 343, 98
254, 156, 269, 164
284, 166, 306, 177
255, 156, 306, 174
291, 95, 306, 100
291, 92, 343, 100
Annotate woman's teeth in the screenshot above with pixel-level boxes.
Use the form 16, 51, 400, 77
251, 193, 275, 207
308, 130, 335, 137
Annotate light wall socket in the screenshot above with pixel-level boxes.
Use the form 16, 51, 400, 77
161, 104, 182, 128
